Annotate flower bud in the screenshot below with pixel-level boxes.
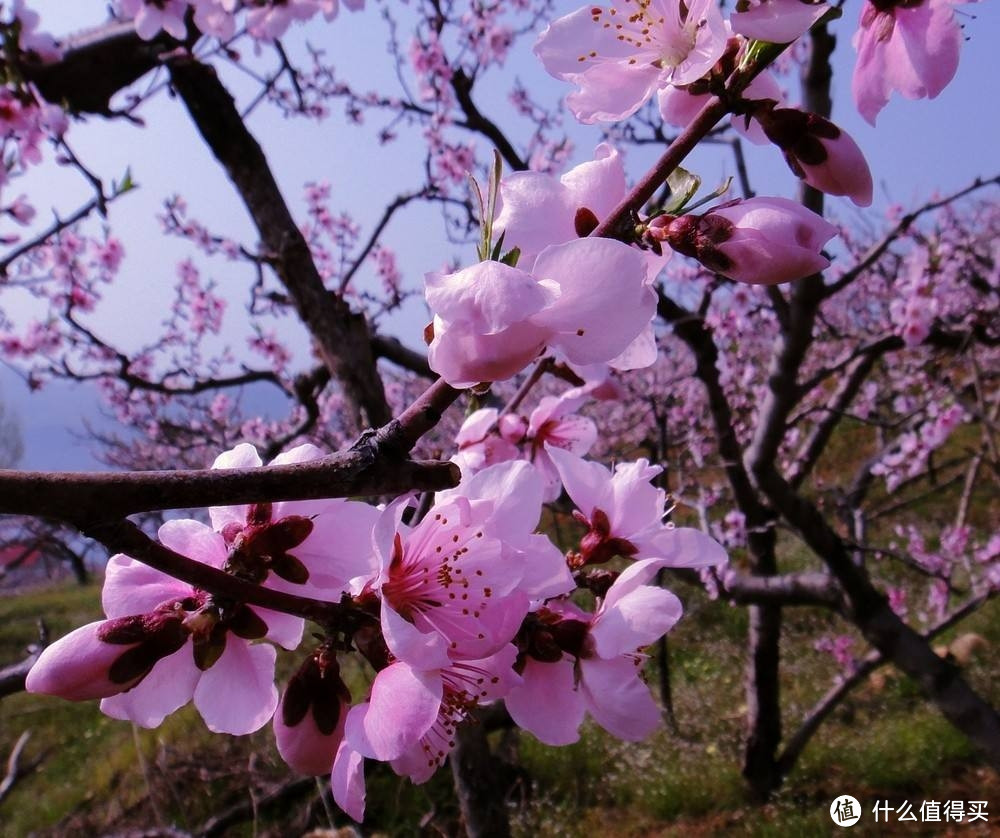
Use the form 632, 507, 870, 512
274, 648, 351, 775
664, 197, 837, 285
757, 106, 873, 206
26, 610, 189, 701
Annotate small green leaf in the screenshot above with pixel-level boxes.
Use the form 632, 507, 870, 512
500, 246, 520, 268
118, 167, 135, 193
663, 167, 702, 215
490, 230, 507, 262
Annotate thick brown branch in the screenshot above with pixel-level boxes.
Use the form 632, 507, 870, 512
167, 56, 390, 430
0, 453, 459, 523
23, 21, 177, 115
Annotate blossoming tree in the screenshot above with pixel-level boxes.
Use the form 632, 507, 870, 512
0, 0, 996, 832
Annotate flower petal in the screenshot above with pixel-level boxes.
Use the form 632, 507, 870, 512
194, 640, 278, 734
505, 657, 584, 745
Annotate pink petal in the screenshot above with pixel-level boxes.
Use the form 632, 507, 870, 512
455, 408, 499, 447
890, 0, 961, 99
428, 316, 551, 388
565, 63, 661, 124
591, 585, 683, 658
253, 606, 304, 651
102, 553, 190, 618
731, 0, 830, 43
534, 6, 652, 78
505, 657, 584, 745
285, 500, 380, 592
390, 739, 440, 784
448, 460, 543, 550
495, 173, 576, 269
580, 656, 661, 740
639, 526, 730, 568
608, 459, 665, 538
274, 696, 345, 776
516, 533, 576, 603
545, 445, 612, 522
425, 261, 553, 335
531, 238, 656, 365
100, 646, 200, 727
380, 599, 452, 669
354, 662, 442, 761
158, 518, 228, 569
194, 641, 278, 734
558, 143, 628, 222
209, 443, 261, 531
331, 741, 366, 822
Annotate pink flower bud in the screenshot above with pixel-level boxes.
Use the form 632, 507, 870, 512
664, 197, 837, 285
26, 622, 142, 701
274, 649, 350, 775
758, 107, 873, 206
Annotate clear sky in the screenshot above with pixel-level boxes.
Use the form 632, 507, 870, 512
2, 0, 997, 469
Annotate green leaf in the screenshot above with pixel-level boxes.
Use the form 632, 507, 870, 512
490, 230, 507, 262
684, 176, 734, 214
663, 167, 702, 215
500, 246, 520, 268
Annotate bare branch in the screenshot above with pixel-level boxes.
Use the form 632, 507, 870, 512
720, 571, 843, 608
0, 448, 458, 523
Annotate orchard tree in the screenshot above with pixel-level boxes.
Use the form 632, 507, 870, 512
0, 0, 996, 832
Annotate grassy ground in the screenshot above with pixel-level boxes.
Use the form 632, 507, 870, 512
1, 576, 997, 837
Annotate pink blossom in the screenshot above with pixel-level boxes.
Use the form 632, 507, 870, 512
191, 0, 238, 39
98, 520, 297, 733
655, 197, 838, 285
118, 0, 189, 40
506, 558, 683, 744
364, 461, 550, 669
335, 647, 520, 820
346, 645, 519, 768
493, 144, 664, 372
535, 0, 728, 123
210, 443, 380, 595
495, 143, 629, 269
426, 238, 656, 388
852, 0, 968, 125
731, 0, 830, 44
26, 620, 179, 701
523, 392, 598, 500
451, 407, 519, 477
7, 0, 63, 62
548, 446, 729, 569
246, 0, 321, 40
30, 518, 299, 734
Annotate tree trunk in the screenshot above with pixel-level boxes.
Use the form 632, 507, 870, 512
450, 721, 511, 838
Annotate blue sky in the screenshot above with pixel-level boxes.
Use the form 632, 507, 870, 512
2, 0, 997, 469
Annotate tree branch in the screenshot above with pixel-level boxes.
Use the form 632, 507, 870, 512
167, 56, 390, 430
0, 451, 459, 523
